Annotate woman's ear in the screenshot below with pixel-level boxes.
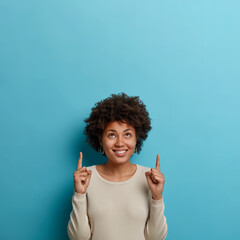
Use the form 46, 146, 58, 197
99, 137, 102, 147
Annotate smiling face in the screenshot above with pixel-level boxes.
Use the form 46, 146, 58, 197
100, 120, 137, 165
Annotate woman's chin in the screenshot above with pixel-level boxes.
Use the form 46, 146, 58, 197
105, 151, 134, 164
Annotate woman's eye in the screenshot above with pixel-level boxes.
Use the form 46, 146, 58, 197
108, 134, 115, 138
125, 133, 131, 138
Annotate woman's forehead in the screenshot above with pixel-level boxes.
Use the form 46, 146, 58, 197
104, 120, 135, 132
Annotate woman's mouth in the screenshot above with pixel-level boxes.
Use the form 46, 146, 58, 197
113, 150, 128, 157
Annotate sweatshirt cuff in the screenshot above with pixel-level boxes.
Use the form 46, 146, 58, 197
149, 195, 164, 207
73, 192, 87, 200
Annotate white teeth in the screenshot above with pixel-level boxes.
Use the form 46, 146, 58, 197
115, 151, 126, 154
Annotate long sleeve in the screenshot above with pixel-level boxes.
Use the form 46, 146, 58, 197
144, 196, 168, 240
67, 192, 91, 240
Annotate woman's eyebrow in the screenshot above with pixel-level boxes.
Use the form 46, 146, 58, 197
123, 128, 133, 132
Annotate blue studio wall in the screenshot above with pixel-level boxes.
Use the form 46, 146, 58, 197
0, 0, 240, 239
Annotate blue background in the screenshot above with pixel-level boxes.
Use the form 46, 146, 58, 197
0, 0, 240, 239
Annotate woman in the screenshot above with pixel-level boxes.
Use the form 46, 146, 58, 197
67, 93, 168, 240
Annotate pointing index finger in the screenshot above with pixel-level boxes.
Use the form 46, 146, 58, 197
77, 152, 83, 170
156, 154, 160, 172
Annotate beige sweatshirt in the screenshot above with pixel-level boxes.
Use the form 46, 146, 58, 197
67, 164, 167, 240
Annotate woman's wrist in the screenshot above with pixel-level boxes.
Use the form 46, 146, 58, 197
75, 190, 86, 194
151, 194, 163, 200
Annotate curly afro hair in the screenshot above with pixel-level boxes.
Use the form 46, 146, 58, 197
84, 93, 152, 154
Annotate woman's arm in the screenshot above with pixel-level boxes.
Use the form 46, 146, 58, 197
144, 195, 168, 240
67, 192, 91, 240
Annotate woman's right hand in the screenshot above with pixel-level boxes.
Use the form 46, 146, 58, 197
73, 152, 92, 194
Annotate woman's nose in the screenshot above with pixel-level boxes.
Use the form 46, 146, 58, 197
115, 136, 124, 147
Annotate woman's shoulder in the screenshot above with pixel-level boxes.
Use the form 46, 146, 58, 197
86, 165, 96, 171
136, 164, 151, 172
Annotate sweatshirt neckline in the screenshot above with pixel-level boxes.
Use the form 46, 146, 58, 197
93, 164, 140, 184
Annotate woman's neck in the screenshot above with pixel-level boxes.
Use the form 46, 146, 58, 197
101, 160, 136, 178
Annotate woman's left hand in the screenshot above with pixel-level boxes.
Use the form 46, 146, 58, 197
145, 154, 165, 200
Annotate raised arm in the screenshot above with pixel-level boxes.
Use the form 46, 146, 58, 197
145, 154, 168, 240
144, 196, 168, 240
67, 152, 92, 240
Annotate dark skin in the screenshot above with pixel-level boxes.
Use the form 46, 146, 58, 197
73, 121, 165, 200
145, 154, 165, 200
73, 153, 165, 200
